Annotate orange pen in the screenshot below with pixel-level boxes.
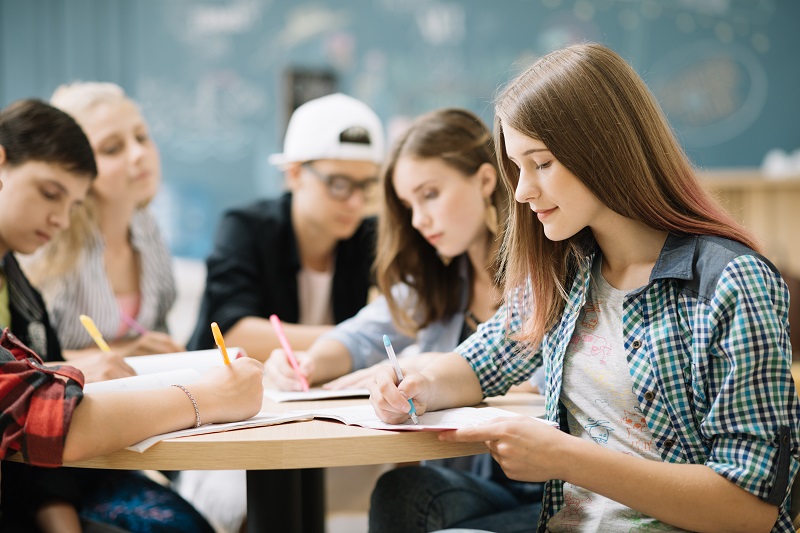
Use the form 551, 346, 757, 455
210, 322, 231, 365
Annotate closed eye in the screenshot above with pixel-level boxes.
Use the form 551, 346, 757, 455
536, 161, 553, 170
100, 143, 122, 156
422, 189, 439, 201
40, 187, 62, 201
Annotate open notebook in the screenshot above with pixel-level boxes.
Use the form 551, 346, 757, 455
123, 348, 242, 374
84, 350, 555, 452
83, 348, 240, 393
125, 403, 557, 452
263, 388, 370, 402
291, 404, 558, 432
126, 411, 313, 452
85, 349, 368, 401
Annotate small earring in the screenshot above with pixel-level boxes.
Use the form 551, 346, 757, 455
484, 203, 498, 235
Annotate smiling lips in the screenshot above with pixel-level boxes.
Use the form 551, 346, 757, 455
425, 233, 443, 245
534, 206, 556, 220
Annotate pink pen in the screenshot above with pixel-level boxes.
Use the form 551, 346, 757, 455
269, 314, 309, 391
121, 313, 148, 335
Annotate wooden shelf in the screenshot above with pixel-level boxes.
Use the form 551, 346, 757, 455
701, 168, 800, 190
699, 169, 800, 279
701, 169, 800, 357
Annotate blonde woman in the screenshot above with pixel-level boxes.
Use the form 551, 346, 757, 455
26, 82, 183, 372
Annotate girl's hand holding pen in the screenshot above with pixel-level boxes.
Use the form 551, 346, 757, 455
191, 357, 265, 423
265, 348, 314, 390
368, 365, 428, 424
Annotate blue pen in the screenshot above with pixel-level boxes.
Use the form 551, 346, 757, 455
383, 334, 419, 424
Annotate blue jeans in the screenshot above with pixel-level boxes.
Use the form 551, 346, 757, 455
368, 465, 543, 533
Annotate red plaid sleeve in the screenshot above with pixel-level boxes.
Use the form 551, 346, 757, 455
0, 328, 84, 467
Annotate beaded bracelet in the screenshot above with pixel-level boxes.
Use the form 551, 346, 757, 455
172, 384, 202, 428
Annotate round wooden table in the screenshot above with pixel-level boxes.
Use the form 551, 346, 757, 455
61, 394, 547, 533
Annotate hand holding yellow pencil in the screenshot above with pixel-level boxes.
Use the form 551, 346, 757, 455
211, 322, 231, 365
79, 314, 111, 352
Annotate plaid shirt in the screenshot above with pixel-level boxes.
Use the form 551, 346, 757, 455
0, 328, 84, 467
457, 234, 800, 532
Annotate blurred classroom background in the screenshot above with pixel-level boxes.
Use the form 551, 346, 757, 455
2, 2, 799, 531
2, 0, 798, 258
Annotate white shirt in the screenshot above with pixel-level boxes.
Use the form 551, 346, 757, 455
297, 266, 334, 326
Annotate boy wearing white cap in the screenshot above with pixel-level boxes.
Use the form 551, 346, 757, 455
188, 93, 384, 362
179, 94, 383, 533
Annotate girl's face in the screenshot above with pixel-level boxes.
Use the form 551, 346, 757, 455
504, 125, 608, 241
0, 156, 91, 256
77, 99, 160, 207
392, 156, 495, 259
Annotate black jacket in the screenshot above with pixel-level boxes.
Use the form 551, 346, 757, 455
188, 193, 376, 350
0, 254, 75, 525
3, 253, 62, 361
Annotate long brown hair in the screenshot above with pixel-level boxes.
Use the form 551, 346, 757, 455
376, 108, 507, 335
494, 43, 759, 346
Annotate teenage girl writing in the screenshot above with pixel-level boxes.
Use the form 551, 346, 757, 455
369, 43, 799, 533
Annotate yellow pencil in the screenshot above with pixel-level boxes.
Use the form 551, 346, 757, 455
210, 322, 231, 365
79, 314, 111, 352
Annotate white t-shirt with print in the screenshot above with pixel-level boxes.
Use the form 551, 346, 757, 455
548, 259, 687, 532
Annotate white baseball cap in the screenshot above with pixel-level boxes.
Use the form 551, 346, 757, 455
269, 93, 385, 166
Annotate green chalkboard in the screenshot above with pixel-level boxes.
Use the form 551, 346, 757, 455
1, 0, 798, 257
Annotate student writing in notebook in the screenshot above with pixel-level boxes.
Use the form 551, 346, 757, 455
177, 93, 384, 533
267, 108, 545, 533
0, 98, 264, 533
24, 82, 183, 364
369, 43, 800, 532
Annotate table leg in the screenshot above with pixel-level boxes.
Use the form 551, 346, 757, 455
246, 469, 326, 533
302, 468, 325, 532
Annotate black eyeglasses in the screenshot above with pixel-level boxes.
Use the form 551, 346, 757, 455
302, 163, 379, 201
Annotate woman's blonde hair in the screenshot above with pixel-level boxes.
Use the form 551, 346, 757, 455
376, 108, 507, 335
494, 43, 759, 346
27, 82, 131, 286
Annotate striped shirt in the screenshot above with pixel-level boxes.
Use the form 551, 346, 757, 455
41, 209, 176, 350
456, 233, 800, 532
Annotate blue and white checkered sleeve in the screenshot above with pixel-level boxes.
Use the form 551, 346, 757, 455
455, 286, 542, 398
704, 255, 800, 510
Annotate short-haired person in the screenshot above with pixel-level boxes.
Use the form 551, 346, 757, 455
187, 92, 384, 362
0, 99, 264, 533
178, 93, 384, 533
369, 43, 800, 532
